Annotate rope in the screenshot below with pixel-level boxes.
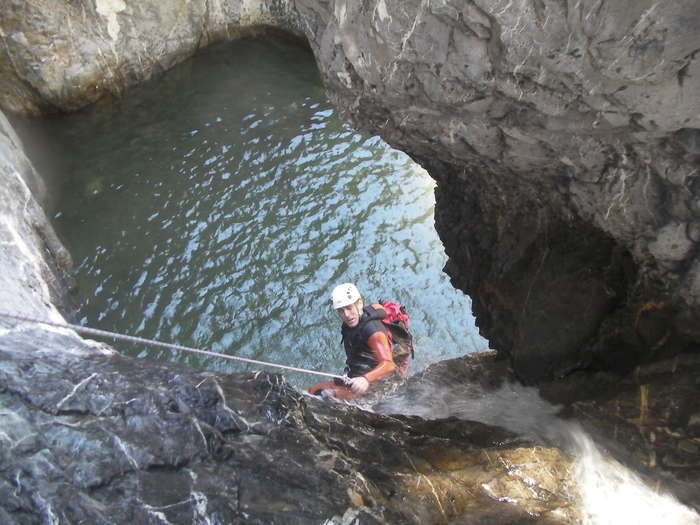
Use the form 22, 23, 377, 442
0, 311, 343, 380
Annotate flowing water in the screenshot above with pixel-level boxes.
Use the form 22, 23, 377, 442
377, 381, 700, 524
19, 36, 487, 387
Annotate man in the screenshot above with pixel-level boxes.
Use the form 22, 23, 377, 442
307, 282, 409, 401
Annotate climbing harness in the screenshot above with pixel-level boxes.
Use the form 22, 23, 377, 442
0, 311, 343, 380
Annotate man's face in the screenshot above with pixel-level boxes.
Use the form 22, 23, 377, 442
336, 299, 363, 327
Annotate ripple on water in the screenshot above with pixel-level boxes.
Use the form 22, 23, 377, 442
23, 36, 488, 385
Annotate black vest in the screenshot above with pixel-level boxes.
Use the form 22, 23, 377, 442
341, 305, 387, 377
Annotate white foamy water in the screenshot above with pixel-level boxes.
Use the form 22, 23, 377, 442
574, 431, 700, 525
377, 381, 700, 525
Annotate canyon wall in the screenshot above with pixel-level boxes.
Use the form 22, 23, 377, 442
1, 0, 700, 517
0, 0, 303, 116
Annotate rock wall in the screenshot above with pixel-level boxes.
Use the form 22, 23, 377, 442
1, 340, 587, 524
0, 110, 73, 321
0, 0, 304, 116
295, 0, 700, 383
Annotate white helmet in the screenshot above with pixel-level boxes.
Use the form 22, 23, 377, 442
331, 283, 362, 309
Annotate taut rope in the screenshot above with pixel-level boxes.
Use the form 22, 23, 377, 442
0, 311, 342, 379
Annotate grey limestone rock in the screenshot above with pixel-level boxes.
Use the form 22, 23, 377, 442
0, 0, 304, 116
0, 331, 586, 523
0, 109, 73, 321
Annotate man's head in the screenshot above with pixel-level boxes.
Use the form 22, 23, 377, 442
331, 282, 363, 327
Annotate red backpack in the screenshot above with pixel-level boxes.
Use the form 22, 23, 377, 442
378, 300, 414, 362
380, 300, 410, 329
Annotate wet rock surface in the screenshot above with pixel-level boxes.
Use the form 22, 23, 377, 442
540, 353, 700, 512
379, 352, 700, 517
0, 332, 582, 524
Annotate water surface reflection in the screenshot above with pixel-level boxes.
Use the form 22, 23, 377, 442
28, 37, 488, 385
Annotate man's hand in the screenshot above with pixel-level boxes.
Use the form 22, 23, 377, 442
347, 376, 370, 394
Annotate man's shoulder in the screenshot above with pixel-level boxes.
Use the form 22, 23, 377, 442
359, 316, 387, 339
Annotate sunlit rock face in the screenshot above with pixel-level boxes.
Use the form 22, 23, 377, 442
0, 0, 303, 116
295, 0, 700, 385
0, 111, 72, 318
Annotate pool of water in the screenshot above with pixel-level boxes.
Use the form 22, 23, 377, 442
21, 35, 488, 387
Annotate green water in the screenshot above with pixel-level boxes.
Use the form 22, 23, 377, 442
25, 36, 487, 386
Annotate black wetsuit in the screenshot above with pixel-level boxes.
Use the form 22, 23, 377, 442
340, 305, 388, 378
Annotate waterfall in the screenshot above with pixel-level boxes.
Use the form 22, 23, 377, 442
375, 381, 700, 524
